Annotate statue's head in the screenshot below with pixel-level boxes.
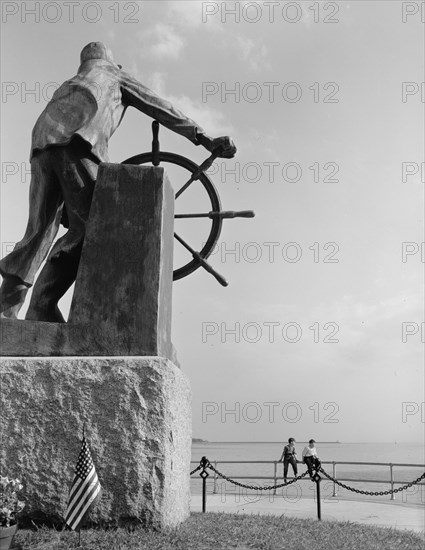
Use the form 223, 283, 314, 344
80, 42, 116, 65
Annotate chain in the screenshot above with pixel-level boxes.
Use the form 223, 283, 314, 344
206, 460, 309, 490
319, 468, 425, 496
191, 458, 425, 496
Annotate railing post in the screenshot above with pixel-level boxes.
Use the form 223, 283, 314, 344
390, 463, 395, 500
200, 456, 209, 513
314, 474, 322, 520
273, 461, 277, 495
213, 461, 218, 494
332, 462, 337, 497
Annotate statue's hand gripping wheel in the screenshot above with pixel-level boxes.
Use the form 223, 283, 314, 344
122, 121, 255, 287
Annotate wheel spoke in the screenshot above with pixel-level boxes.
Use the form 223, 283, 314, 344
175, 212, 214, 219
175, 152, 219, 199
175, 174, 196, 199
175, 210, 255, 219
174, 232, 228, 287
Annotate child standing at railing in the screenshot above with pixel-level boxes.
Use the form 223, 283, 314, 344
302, 439, 321, 479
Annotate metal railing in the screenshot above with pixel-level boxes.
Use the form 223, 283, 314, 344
190, 459, 425, 501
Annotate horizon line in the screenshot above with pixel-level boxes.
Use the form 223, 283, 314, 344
192, 440, 423, 444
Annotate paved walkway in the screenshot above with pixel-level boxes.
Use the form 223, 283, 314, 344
190, 494, 425, 534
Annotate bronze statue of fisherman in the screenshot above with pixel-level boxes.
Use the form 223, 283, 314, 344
0, 42, 236, 322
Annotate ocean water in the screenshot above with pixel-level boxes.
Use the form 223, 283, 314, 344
190, 442, 425, 505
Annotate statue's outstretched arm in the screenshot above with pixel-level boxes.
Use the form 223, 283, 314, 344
120, 71, 205, 145
120, 71, 236, 158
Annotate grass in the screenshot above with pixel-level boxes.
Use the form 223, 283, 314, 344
13, 512, 424, 550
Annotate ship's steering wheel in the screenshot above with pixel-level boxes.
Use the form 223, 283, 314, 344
122, 121, 254, 286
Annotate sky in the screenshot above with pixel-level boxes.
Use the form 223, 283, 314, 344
0, 1, 424, 444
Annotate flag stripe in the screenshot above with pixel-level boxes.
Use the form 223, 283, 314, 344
65, 436, 101, 531
65, 468, 97, 516
67, 486, 100, 523
65, 476, 100, 529
67, 484, 100, 530
66, 473, 100, 524
65, 476, 85, 514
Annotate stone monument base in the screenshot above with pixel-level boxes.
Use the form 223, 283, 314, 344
0, 356, 191, 528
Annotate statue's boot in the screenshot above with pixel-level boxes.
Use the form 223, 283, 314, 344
0, 275, 30, 318
25, 256, 79, 323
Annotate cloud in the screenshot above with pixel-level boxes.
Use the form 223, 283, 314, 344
235, 35, 270, 71
138, 23, 185, 60
166, 93, 234, 136
146, 71, 167, 96
164, 0, 271, 71
166, 0, 224, 31
145, 71, 233, 136
166, 0, 204, 29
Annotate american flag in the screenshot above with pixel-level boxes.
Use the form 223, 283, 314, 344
65, 436, 101, 531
